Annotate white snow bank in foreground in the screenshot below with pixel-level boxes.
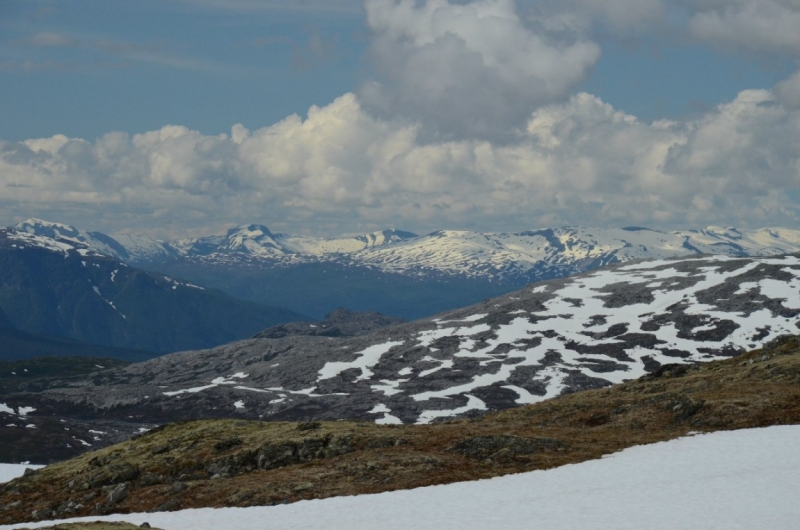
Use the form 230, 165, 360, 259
0, 464, 44, 484
5, 426, 800, 530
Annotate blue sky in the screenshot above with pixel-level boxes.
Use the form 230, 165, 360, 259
0, 0, 368, 140
1, 0, 799, 237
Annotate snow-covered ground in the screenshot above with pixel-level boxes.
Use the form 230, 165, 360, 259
5, 426, 799, 530
0, 464, 44, 484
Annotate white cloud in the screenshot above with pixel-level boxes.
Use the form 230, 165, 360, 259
359, 0, 601, 140
2, 88, 799, 237
775, 70, 800, 109
687, 0, 800, 55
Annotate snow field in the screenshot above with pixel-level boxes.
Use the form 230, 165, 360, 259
0, 464, 44, 485
5, 426, 799, 530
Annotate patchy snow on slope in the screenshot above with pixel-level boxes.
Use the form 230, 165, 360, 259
317, 341, 405, 382
162, 373, 249, 397
108, 253, 800, 426
10, 426, 800, 530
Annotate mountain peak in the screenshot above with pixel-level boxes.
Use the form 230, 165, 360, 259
16, 218, 81, 237
226, 224, 275, 238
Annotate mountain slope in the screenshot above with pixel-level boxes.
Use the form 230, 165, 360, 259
0, 229, 310, 353
254, 308, 406, 339
11, 252, 800, 435
0, 327, 157, 363
0, 303, 158, 363
2, 336, 798, 524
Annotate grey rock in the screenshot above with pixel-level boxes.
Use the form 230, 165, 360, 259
106, 483, 128, 505
151, 498, 181, 512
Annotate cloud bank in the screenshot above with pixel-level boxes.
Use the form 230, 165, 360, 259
2, 0, 800, 237
3, 87, 799, 237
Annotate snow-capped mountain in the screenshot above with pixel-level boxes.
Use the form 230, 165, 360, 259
13, 219, 800, 281
21, 252, 800, 427
346, 226, 800, 281
12, 219, 178, 263
138, 224, 800, 281
10, 218, 800, 319
169, 224, 417, 261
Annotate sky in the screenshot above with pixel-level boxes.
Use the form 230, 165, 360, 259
0, 0, 799, 238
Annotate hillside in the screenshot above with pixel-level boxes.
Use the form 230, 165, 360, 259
0, 229, 310, 353
2, 335, 798, 525
9, 252, 799, 433
0, 328, 157, 363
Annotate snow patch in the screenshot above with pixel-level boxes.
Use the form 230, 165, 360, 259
317, 341, 404, 382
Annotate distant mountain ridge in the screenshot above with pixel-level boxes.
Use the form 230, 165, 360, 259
0, 227, 310, 353
12, 218, 800, 280
10, 218, 800, 320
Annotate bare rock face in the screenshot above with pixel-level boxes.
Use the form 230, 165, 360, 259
7, 253, 800, 462
254, 308, 406, 339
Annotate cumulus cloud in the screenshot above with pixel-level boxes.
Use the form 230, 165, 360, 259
2, 87, 800, 237
358, 0, 601, 140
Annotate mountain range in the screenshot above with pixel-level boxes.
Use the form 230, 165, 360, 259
10, 219, 800, 319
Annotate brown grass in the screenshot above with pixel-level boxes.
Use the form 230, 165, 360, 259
3, 336, 800, 525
